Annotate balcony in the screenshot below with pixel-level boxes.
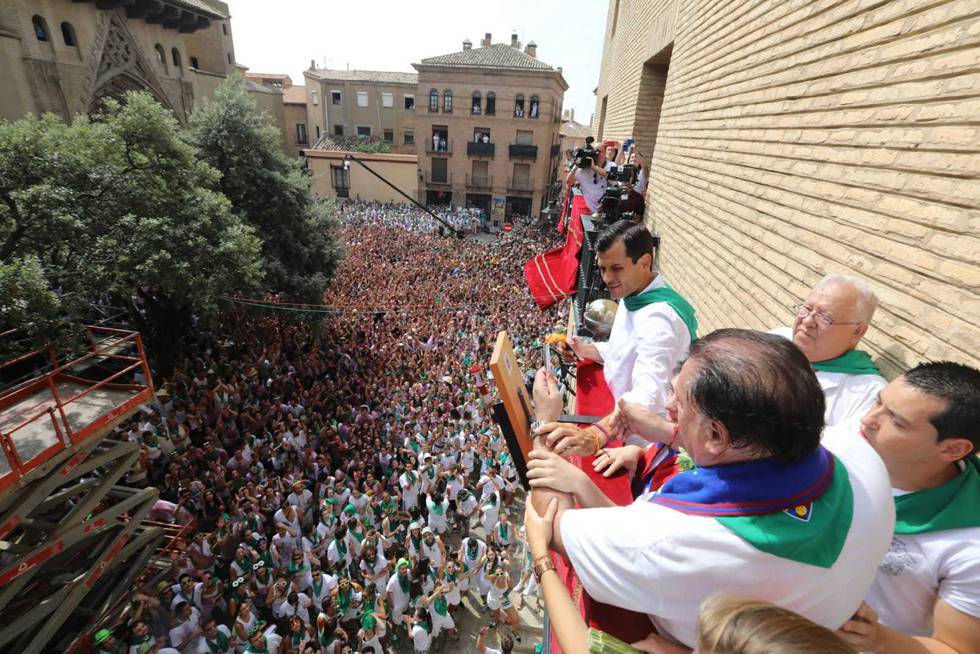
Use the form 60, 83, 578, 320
507, 177, 535, 192
466, 174, 493, 189
422, 171, 453, 187
467, 141, 495, 157
425, 140, 453, 155
509, 143, 538, 160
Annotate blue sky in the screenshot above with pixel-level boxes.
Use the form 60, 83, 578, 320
229, 0, 608, 125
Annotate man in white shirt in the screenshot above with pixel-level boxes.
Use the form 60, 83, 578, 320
169, 601, 202, 654
771, 273, 886, 428
531, 329, 894, 648
838, 362, 980, 653
546, 221, 696, 452
564, 143, 609, 214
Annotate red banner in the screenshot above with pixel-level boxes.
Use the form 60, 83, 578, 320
523, 195, 589, 309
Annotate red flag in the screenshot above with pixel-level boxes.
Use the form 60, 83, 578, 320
523, 195, 588, 309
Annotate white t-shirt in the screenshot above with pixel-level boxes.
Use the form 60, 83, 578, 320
770, 327, 886, 427
411, 624, 431, 652
386, 573, 412, 612
574, 168, 607, 213
593, 276, 692, 440
560, 429, 894, 647
866, 491, 980, 636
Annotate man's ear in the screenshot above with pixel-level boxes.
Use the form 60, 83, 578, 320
937, 437, 974, 463
705, 420, 731, 457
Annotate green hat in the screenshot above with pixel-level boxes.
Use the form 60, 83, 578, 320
93, 628, 112, 645
343, 503, 356, 514
323, 498, 340, 505
397, 558, 411, 569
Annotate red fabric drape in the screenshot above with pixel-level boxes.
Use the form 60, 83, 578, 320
523, 196, 589, 310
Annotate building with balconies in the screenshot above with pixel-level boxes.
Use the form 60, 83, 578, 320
413, 32, 567, 219
303, 66, 418, 155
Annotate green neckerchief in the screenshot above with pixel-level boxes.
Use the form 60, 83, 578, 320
498, 522, 509, 541
381, 499, 395, 515
812, 349, 881, 376
397, 572, 411, 595
291, 629, 304, 647
243, 637, 268, 654
431, 499, 445, 516
410, 535, 421, 552
409, 440, 420, 453
406, 470, 417, 486
337, 586, 351, 612
334, 537, 347, 559
895, 458, 980, 534
433, 594, 448, 616
717, 455, 854, 569
205, 629, 229, 653
311, 574, 323, 597
622, 282, 698, 342
319, 629, 336, 646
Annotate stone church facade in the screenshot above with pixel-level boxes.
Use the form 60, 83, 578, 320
0, 0, 236, 125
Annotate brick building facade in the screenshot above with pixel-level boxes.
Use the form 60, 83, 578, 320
413, 33, 567, 219
594, 0, 979, 376
0, 0, 235, 125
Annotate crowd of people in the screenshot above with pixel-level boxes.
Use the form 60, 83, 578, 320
336, 199, 485, 235
95, 201, 565, 654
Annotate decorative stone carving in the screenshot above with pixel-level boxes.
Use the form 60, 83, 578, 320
84, 9, 182, 120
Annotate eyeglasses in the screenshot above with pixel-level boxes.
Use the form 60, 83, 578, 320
792, 304, 861, 329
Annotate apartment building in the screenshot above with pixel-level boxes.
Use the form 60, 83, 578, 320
413, 32, 567, 218
245, 72, 308, 158
303, 66, 418, 154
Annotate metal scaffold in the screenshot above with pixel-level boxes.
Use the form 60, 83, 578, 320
0, 326, 164, 653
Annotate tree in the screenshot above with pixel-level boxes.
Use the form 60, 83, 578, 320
190, 76, 342, 304
0, 93, 262, 370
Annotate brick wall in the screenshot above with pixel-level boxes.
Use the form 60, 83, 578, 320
594, 0, 980, 377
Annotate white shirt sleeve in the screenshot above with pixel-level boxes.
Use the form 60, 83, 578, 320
939, 536, 980, 619
619, 309, 690, 415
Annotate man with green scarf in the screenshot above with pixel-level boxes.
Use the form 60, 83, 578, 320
545, 220, 697, 455
839, 362, 980, 652
771, 273, 886, 427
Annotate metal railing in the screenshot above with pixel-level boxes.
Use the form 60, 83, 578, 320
0, 326, 154, 493
466, 173, 493, 188
425, 140, 453, 155
467, 141, 495, 157
507, 176, 535, 191
422, 171, 453, 186
509, 143, 538, 159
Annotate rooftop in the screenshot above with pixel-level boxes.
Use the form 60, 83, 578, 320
415, 43, 556, 73
306, 69, 418, 85
560, 120, 592, 139
172, 0, 227, 19
283, 85, 306, 104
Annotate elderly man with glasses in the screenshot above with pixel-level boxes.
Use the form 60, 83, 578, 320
772, 273, 887, 427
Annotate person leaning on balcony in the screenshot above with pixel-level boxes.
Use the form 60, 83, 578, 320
544, 220, 696, 453
564, 143, 608, 214
835, 362, 980, 654
529, 329, 895, 651
771, 273, 886, 428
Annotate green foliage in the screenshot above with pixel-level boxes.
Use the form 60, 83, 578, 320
349, 139, 392, 153
0, 256, 83, 357
0, 92, 263, 355
190, 75, 342, 303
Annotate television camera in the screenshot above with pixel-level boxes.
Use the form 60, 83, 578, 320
574, 136, 599, 169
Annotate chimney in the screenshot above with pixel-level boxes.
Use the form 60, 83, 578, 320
525, 40, 537, 58
511, 32, 519, 48
481, 32, 491, 47
309, 58, 316, 70
561, 109, 569, 121
463, 39, 472, 50
570, 108, 575, 121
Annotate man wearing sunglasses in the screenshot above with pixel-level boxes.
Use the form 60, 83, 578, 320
773, 273, 887, 428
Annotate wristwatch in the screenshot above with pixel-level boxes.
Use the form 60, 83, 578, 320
533, 555, 556, 582
529, 419, 542, 434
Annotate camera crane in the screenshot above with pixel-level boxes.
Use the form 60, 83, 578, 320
342, 153, 464, 238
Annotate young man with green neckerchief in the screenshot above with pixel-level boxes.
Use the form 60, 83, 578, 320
838, 362, 980, 653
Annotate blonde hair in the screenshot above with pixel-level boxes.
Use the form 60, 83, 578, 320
696, 595, 856, 654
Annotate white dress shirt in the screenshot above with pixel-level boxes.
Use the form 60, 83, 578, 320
770, 327, 886, 427
593, 276, 692, 442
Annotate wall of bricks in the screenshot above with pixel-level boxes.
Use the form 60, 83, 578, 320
593, 0, 980, 377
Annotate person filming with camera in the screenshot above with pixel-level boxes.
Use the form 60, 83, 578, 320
564, 136, 609, 214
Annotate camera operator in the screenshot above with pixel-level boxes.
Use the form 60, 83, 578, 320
564, 137, 609, 214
